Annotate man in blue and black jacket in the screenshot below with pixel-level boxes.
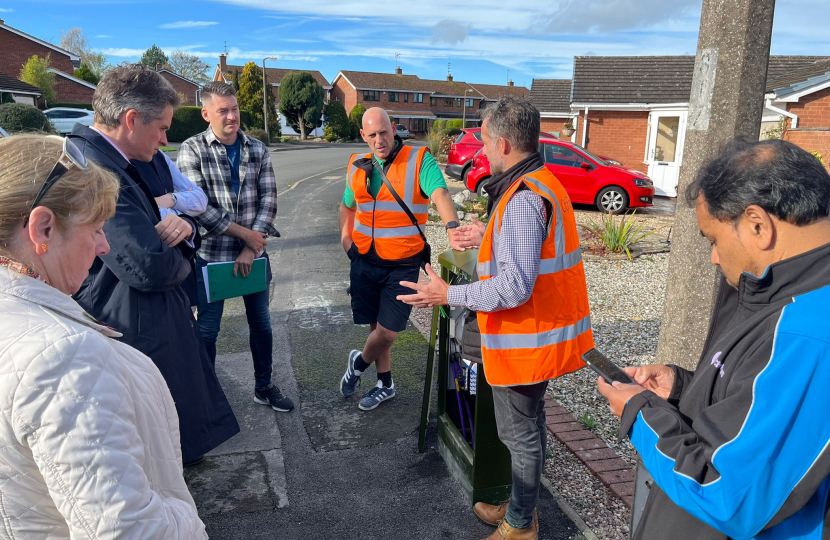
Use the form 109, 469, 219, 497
600, 138, 830, 540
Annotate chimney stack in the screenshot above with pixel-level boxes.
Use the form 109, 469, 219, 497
395, 66, 402, 75
508, 80, 514, 87
219, 53, 227, 73
447, 74, 453, 82
0, 18, 5, 24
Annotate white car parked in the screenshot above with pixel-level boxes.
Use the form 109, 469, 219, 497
44, 107, 94, 135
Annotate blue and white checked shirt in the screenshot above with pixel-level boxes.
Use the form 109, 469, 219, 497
447, 190, 548, 312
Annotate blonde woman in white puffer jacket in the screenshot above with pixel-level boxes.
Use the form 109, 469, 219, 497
0, 134, 207, 540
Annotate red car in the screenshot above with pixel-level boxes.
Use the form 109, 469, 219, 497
466, 137, 655, 214
446, 128, 620, 183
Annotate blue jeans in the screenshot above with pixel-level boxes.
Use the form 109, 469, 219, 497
195, 257, 273, 389
492, 381, 549, 529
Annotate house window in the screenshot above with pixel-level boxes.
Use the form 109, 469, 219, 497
414, 93, 424, 103
430, 97, 438, 106
411, 118, 427, 131
404, 93, 409, 103
455, 98, 462, 107
465, 98, 474, 107
445, 98, 453, 106
363, 90, 380, 101
389, 92, 399, 102
479, 100, 487, 109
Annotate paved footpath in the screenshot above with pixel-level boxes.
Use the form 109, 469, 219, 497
182, 156, 586, 539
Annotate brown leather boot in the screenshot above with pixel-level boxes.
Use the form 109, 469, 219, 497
473, 500, 509, 526
479, 513, 539, 540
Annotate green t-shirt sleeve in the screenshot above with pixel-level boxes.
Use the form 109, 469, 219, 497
342, 178, 356, 208
419, 151, 448, 198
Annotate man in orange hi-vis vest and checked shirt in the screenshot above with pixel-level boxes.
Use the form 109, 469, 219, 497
399, 97, 594, 540
339, 107, 462, 411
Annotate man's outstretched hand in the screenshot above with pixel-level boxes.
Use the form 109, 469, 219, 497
453, 217, 487, 250
397, 264, 449, 308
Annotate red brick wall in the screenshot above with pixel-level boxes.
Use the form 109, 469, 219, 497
786, 87, 830, 129
160, 72, 199, 106
331, 78, 357, 114
577, 110, 649, 173
784, 130, 830, 172
541, 118, 569, 138
52, 75, 94, 103
0, 27, 75, 77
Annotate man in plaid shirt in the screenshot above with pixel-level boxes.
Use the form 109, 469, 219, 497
178, 81, 293, 413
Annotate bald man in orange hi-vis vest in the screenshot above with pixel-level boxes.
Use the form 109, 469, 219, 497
339, 107, 463, 411
399, 97, 594, 540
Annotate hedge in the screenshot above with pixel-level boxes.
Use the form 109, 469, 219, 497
446, 119, 463, 129
0, 102, 53, 133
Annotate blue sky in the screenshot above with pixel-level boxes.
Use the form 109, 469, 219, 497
0, 0, 828, 88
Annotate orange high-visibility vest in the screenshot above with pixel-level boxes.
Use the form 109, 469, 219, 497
347, 145, 430, 261
476, 167, 594, 386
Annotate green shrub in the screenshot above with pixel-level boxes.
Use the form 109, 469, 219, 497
443, 127, 462, 138
432, 119, 446, 132
810, 150, 825, 166
582, 211, 659, 260
240, 110, 253, 130
245, 128, 270, 146
166, 106, 208, 142
446, 119, 463, 129
0, 103, 53, 133
49, 102, 93, 110
323, 125, 338, 142
324, 100, 351, 140
0, 92, 14, 104
349, 103, 366, 138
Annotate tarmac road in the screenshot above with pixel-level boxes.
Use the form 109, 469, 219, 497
181, 144, 587, 540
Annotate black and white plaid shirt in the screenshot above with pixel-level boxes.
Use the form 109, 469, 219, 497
178, 128, 277, 263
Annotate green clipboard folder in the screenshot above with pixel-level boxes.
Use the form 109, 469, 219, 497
201, 257, 267, 303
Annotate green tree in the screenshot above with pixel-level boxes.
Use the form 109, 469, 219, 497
349, 103, 366, 139
232, 69, 240, 92
278, 71, 324, 140
19, 54, 56, 104
74, 63, 99, 85
0, 103, 54, 133
236, 62, 278, 135
323, 100, 350, 140
140, 44, 168, 69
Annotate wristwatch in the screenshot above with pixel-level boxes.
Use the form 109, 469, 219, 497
445, 221, 460, 231
170, 193, 178, 206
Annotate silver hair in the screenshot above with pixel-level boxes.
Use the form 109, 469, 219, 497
480, 96, 540, 154
92, 64, 180, 128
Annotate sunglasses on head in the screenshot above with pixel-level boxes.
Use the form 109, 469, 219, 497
25, 137, 89, 224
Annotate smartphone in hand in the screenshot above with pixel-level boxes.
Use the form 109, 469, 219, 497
582, 348, 634, 385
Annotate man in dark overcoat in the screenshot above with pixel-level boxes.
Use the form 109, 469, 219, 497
70, 64, 239, 465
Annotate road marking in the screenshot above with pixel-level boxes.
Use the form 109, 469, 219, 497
321, 176, 341, 180
282, 167, 345, 194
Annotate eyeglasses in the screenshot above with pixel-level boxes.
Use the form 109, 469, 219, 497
28, 137, 89, 215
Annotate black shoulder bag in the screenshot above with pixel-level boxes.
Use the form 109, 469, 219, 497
371, 158, 432, 270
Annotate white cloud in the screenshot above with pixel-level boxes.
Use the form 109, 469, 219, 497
159, 21, 218, 29
95, 34, 113, 38
0, 8, 14, 12
431, 20, 470, 45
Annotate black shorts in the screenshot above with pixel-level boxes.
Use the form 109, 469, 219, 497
348, 250, 421, 333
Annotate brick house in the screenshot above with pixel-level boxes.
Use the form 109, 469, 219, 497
0, 71, 43, 105
48, 69, 96, 103
158, 69, 201, 106
0, 18, 98, 105
566, 55, 830, 197
330, 68, 526, 137
765, 59, 830, 171
529, 79, 572, 136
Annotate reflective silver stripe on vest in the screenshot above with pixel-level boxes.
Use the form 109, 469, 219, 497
347, 153, 362, 191
481, 314, 592, 350
538, 248, 582, 274
358, 201, 429, 214
354, 222, 422, 238
404, 146, 421, 201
